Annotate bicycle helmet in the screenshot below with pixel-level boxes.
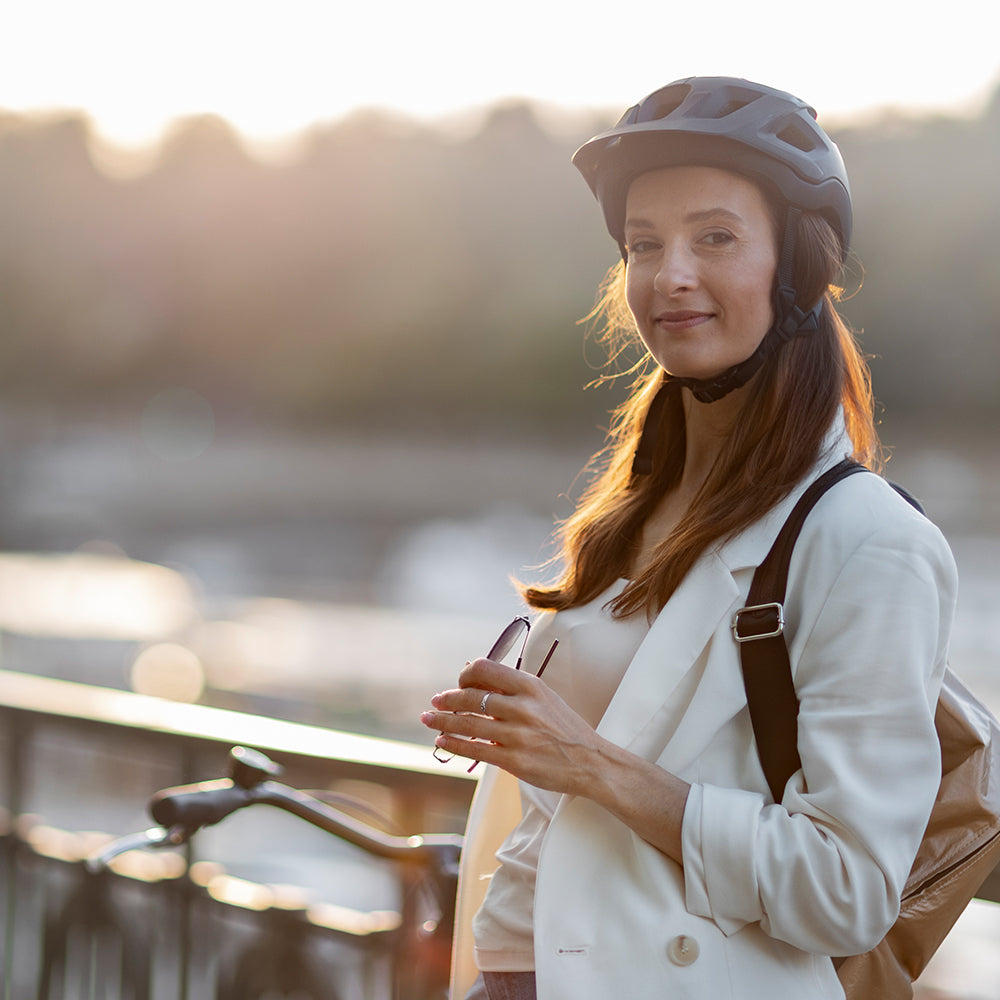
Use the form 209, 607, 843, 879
573, 76, 852, 260
572, 77, 853, 409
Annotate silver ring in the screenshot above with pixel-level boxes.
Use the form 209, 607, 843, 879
479, 692, 491, 715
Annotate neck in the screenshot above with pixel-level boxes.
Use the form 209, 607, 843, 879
678, 382, 748, 495
628, 380, 749, 580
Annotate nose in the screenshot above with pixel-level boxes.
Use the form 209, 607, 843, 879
653, 243, 698, 296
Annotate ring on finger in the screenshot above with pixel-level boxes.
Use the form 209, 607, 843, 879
479, 692, 491, 715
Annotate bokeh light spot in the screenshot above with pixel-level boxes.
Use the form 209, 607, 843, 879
130, 642, 205, 703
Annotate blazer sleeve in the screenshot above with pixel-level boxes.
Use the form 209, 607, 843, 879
681, 478, 958, 955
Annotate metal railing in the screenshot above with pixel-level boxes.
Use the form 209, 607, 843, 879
0, 669, 475, 1000
3, 667, 999, 1000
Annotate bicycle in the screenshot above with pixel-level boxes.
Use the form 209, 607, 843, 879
87, 745, 464, 1000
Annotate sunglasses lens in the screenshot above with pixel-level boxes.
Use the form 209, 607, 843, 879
487, 617, 529, 661
434, 615, 531, 767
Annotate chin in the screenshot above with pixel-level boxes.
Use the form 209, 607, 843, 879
657, 349, 754, 382
660, 362, 733, 381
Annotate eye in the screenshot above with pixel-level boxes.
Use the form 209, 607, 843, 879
701, 229, 736, 247
625, 237, 660, 256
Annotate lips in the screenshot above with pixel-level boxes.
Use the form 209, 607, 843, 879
654, 310, 714, 331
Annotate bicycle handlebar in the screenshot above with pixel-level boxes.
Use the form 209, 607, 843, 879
89, 747, 463, 876
149, 778, 251, 829
149, 776, 461, 865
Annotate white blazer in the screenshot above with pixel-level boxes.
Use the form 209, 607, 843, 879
450, 426, 958, 1000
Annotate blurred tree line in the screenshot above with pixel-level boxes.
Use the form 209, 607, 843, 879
1, 89, 998, 439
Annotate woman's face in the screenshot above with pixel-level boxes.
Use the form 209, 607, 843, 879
624, 165, 779, 383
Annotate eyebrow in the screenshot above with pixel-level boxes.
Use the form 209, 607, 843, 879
624, 207, 746, 231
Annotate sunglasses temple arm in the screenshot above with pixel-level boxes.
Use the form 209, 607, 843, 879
535, 639, 558, 679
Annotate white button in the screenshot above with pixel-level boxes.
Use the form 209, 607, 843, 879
667, 934, 699, 966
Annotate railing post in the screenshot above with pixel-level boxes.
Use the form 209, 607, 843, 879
176, 735, 204, 1000
3, 712, 26, 1000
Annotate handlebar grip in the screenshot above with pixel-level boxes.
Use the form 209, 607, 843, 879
149, 779, 250, 829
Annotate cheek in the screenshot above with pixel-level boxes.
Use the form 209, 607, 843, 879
748, 281, 774, 326
734, 260, 776, 327
624, 267, 645, 322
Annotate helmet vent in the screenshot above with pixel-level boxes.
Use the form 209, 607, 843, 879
689, 84, 762, 120
776, 122, 820, 153
715, 96, 757, 117
641, 84, 692, 122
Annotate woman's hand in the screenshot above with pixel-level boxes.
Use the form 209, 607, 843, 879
422, 656, 692, 864
421, 657, 608, 797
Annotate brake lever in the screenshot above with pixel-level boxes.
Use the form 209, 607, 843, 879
85, 823, 191, 874
86, 747, 276, 874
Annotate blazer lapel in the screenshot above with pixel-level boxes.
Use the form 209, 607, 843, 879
596, 546, 740, 749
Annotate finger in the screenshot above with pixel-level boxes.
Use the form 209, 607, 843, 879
472, 688, 505, 717
429, 688, 463, 712
420, 709, 504, 741
430, 687, 496, 715
433, 731, 505, 765
432, 732, 474, 760
458, 658, 530, 694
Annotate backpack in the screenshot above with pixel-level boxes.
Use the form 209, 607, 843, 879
734, 459, 1000, 997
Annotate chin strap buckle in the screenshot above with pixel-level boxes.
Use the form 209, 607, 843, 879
775, 287, 823, 341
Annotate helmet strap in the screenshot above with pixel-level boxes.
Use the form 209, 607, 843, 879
630, 379, 674, 476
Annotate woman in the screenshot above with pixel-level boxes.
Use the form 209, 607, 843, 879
421, 77, 957, 1000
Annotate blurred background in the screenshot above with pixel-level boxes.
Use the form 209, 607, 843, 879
1, 1, 999, 996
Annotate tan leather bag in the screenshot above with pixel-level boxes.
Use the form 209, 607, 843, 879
833, 669, 1000, 997
737, 460, 1000, 998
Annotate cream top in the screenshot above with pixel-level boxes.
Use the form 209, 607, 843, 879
472, 580, 651, 971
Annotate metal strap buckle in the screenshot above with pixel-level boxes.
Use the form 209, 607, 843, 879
731, 602, 785, 643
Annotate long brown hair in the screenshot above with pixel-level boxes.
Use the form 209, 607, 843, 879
522, 209, 882, 618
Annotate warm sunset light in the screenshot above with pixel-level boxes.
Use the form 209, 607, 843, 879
2, 2, 999, 987
3, 0, 998, 152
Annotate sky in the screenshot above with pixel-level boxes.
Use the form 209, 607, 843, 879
3, 0, 999, 152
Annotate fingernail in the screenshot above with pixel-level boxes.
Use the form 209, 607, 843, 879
420, 712, 434, 725
430, 693, 442, 707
